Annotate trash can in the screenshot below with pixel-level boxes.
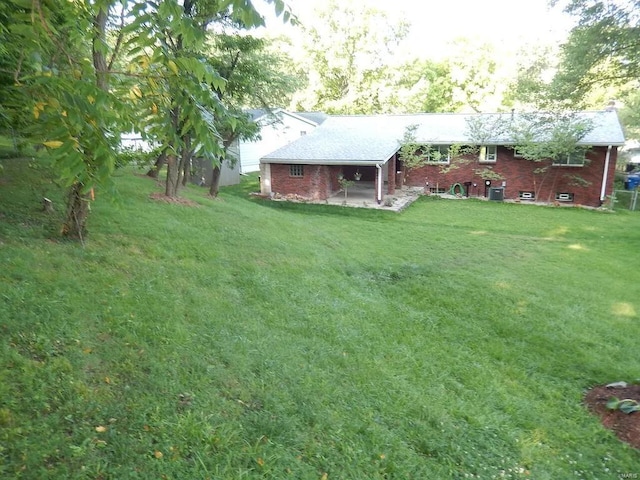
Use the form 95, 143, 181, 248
489, 187, 504, 201
625, 174, 640, 190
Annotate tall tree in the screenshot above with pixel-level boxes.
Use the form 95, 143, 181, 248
385, 59, 456, 113
292, 0, 408, 114
548, 0, 640, 133
0, 0, 29, 149
551, 0, 640, 100
205, 34, 300, 196
503, 44, 560, 110
2, 0, 293, 240
128, 0, 294, 198
9, 0, 128, 240
125, 0, 224, 198
446, 38, 502, 113
619, 90, 640, 139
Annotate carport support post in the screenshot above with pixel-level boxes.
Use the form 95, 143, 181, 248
376, 164, 383, 204
260, 163, 272, 196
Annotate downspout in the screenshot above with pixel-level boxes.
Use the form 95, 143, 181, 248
376, 163, 383, 204
600, 145, 612, 203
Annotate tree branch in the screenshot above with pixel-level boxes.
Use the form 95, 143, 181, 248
34, 0, 74, 67
107, 6, 127, 71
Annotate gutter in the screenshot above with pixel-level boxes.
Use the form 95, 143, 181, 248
600, 145, 612, 202
260, 159, 389, 166
376, 163, 383, 204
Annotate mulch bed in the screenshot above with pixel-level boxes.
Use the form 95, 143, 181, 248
584, 384, 640, 449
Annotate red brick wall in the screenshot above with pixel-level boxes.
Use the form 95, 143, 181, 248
402, 146, 618, 207
270, 164, 339, 200
268, 147, 618, 206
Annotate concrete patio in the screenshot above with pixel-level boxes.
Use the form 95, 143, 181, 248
324, 182, 423, 211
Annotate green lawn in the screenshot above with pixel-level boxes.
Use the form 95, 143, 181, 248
1, 158, 639, 479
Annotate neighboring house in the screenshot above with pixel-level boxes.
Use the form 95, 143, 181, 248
621, 140, 640, 172
191, 139, 241, 188
259, 110, 625, 207
239, 109, 327, 173
120, 109, 328, 187
120, 132, 153, 152
119, 132, 240, 187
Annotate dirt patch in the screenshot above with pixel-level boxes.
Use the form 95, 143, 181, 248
149, 192, 199, 207
584, 384, 640, 449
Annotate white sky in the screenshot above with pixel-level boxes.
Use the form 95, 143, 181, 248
257, 0, 575, 58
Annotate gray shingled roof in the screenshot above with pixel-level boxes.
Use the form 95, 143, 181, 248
246, 108, 324, 127
295, 111, 330, 125
261, 110, 625, 165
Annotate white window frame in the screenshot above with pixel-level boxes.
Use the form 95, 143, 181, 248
518, 191, 536, 201
289, 164, 304, 177
426, 145, 450, 164
479, 145, 497, 163
552, 152, 586, 166
555, 192, 574, 202
513, 148, 525, 158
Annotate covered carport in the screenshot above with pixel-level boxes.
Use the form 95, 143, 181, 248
259, 115, 409, 203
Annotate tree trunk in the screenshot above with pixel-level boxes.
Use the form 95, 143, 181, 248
547, 174, 559, 204
165, 154, 180, 197
181, 156, 190, 186
180, 135, 192, 186
92, 8, 109, 91
209, 164, 221, 197
61, 7, 108, 240
164, 107, 182, 196
147, 151, 166, 178
61, 182, 91, 241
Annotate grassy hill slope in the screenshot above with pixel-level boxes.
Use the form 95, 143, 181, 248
1, 158, 639, 479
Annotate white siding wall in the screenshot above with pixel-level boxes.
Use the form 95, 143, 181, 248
240, 113, 314, 173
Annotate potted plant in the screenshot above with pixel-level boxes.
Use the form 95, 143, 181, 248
338, 176, 355, 202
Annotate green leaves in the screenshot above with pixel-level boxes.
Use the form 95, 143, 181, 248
398, 124, 425, 170
465, 112, 594, 164
549, 0, 640, 107
30, 75, 123, 191
176, 57, 226, 90
3, 0, 297, 215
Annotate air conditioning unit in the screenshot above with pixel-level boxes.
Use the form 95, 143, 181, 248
489, 187, 504, 201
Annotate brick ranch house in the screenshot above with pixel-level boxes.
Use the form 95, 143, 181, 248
259, 110, 625, 207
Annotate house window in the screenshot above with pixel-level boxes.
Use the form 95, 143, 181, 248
289, 164, 304, 177
513, 148, 525, 158
555, 192, 574, 202
427, 145, 450, 163
553, 152, 586, 166
479, 145, 497, 163
519, 191, 536, 201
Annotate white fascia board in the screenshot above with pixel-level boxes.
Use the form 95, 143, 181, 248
260, 159, 387, 166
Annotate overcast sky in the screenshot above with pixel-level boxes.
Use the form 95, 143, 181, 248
258, 0, 575, 58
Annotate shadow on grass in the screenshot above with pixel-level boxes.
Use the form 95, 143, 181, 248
0, 157, 65, 240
